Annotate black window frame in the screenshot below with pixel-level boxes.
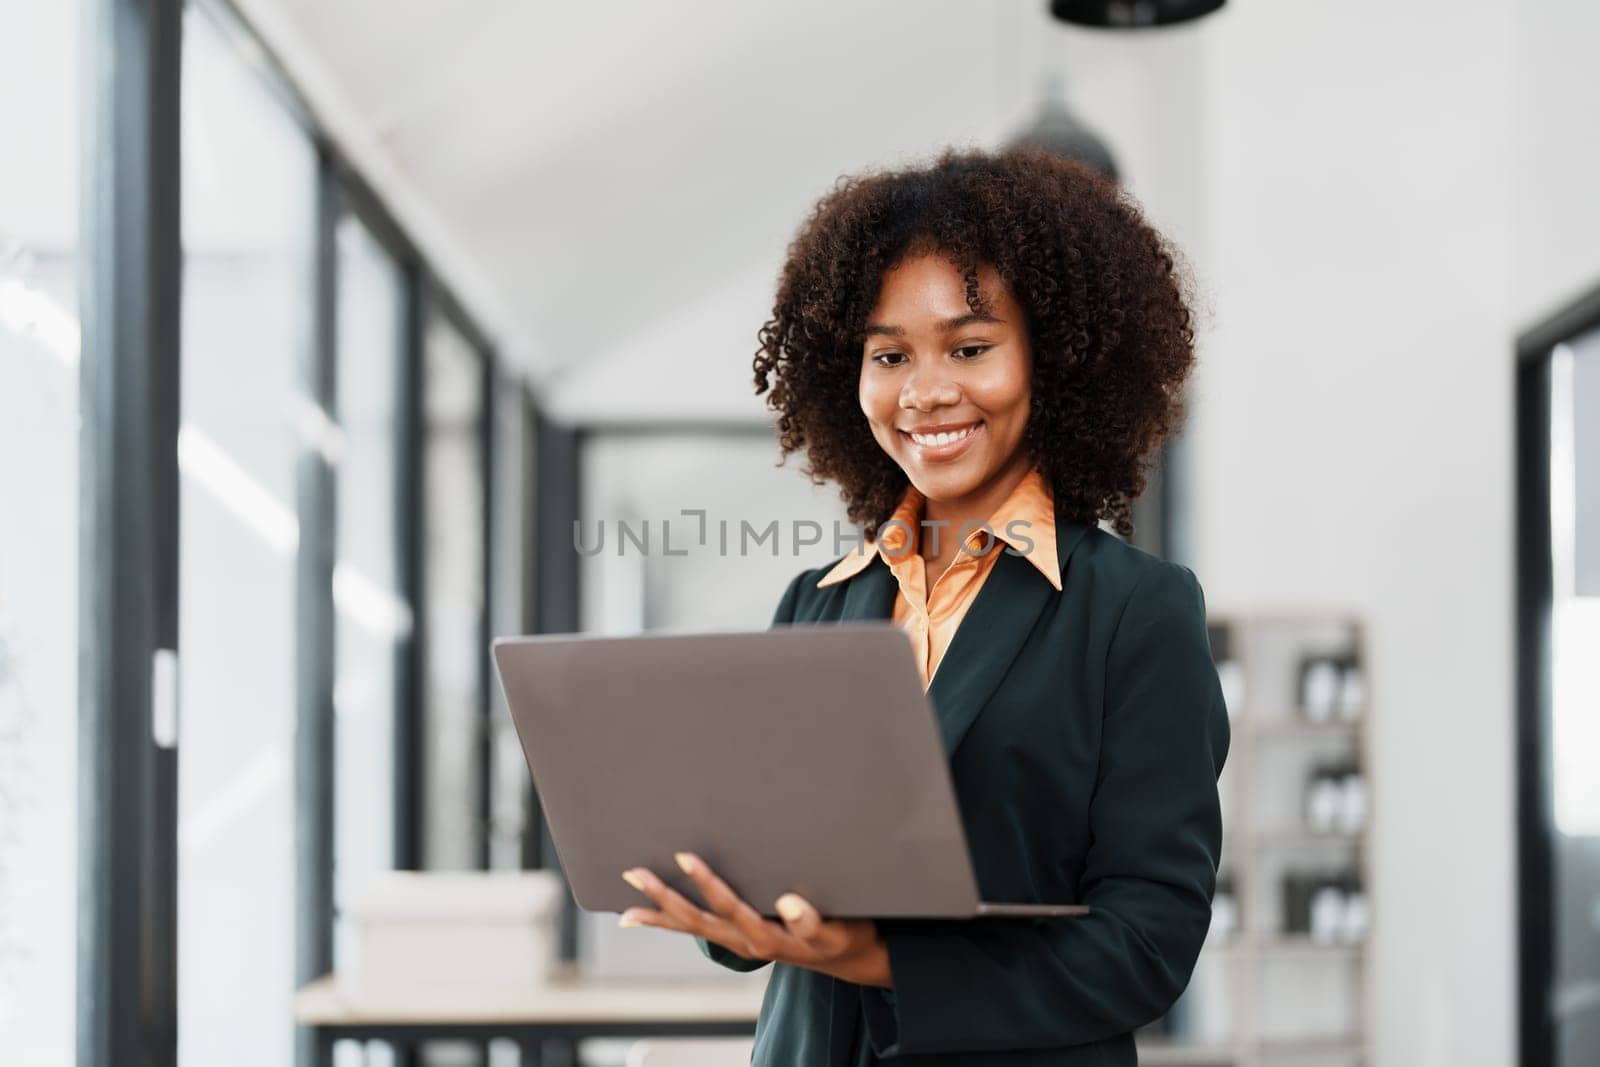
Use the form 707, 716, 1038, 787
1514, 277, 1600, 1067
77, 2, 183, 1064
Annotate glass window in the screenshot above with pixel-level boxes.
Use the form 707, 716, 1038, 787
1549, 328, 1600, 830
575, 430, 845, 977
331, 214, 410, 970
489, 379, 534, 870
178, 9, 317, 1065
578, 432, 846, 636
1548, 327, 1600, 1066
422, 312, 487, 871
0, 3, 79, 1061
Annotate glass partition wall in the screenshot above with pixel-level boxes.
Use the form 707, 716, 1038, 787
420, 312, 490, 874
489, 379, 537, 871
330, 213, 410, 988
178, 7, 317, 1064
0, 3, 81, 1062
42, 1, 536, 1064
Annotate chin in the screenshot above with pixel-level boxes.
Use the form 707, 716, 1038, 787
907, 462, 987, 504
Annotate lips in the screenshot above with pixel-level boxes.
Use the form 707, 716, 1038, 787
900, 421, 983, 462
907, 424, 979, 447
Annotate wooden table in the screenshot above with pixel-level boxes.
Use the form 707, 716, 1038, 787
294, 965, 765, 1065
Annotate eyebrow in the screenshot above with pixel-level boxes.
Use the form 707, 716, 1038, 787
863, 311, 1004, 339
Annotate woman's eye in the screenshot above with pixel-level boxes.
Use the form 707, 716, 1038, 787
954, 344, 991, 360
871, 352, 907, 366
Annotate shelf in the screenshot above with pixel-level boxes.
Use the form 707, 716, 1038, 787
1206, 613, 1372, 1063
1254, 719, 1363, 738
1218, 935, 1364, 959
1228, 940, 1356, 966
1206, 608, 1362, 625
1253, 1036, 1366, 1059
1136, 1040, 1235, 1066
1251, 829, 1364, 848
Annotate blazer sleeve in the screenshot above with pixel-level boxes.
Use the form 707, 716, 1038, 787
859, 560, 1230, 1056
694, 566, 813, 974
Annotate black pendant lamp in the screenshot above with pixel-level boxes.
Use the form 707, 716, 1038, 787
1050, 0, 1226, 28
1008, 78, 1119, 182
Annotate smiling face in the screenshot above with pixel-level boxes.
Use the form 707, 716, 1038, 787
858, 252, 1034, 522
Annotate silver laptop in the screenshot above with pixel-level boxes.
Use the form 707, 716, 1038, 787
492, 623, 1089, 920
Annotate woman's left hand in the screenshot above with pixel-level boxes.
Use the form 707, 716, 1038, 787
618, 851, 893, 989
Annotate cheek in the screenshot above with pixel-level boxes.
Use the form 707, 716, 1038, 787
968, 362, 1031, 426
858, 374, 894, 427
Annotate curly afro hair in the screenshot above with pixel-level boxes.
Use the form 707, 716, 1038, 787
753, 146, 1198, 540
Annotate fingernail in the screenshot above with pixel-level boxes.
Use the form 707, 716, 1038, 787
674, 852, 697, 875
618, 916, 642, 928
776, 894, 804, 921
622, 869, 646, 892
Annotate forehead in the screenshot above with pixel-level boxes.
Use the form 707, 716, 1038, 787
869, 253, 1014, 322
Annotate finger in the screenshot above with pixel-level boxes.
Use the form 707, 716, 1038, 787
674, 853, 765, 926
622, 867, 743, 945
775, 893, 826, 946
618, 903, 744, 953
622, 867, 704, 925
673, 852, 792, 959
618, 906, 709, 936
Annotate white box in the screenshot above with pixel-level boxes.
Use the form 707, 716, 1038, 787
343, 870, 563, 995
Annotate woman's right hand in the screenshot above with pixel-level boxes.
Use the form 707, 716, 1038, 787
618, 852, 892, 988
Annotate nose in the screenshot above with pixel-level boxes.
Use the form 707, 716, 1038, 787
899, 362, 961, 412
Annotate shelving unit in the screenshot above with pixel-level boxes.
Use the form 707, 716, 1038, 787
1139, 1041, 1236, 1066
1143, 611, 1372, 1067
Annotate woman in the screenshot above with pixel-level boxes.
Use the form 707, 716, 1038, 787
616, 147, 1230, 1065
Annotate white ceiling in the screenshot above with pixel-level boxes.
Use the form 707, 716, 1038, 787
241, 0, 1210, 414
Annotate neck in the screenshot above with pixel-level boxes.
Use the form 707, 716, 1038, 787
921, 451, 1035, 546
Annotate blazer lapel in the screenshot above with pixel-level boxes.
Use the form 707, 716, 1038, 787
830, 510, 1095, 758
837, 554, 897, 621
925, 514, 1096, 757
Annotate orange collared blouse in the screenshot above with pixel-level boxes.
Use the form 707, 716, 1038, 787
815, 466, 1061, 688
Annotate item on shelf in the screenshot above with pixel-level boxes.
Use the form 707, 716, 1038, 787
1304, 763, 1367, 835
1339, 875, 1370, 945
1211, 874, 1238, 939
342, 870, 564, 997
1308, 880, 1344, 945
1305, 764, 1344, 833
1336, 654, 1365, 721
1296, 654, 1343, 723
1216, 659, 1245, 719
1282, 872, 1313, 934
1337, 768, 1368, 834
1283, 869, 1361, 942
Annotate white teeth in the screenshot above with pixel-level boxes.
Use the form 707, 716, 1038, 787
909, 426, 976, 447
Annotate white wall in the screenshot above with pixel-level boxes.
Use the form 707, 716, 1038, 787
1514, 0, 1600, 328
1184, 1, 1600, 1065
1187, 3, 1598, 1063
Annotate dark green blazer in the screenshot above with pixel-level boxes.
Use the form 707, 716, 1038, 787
698, 509, 1230, 1065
